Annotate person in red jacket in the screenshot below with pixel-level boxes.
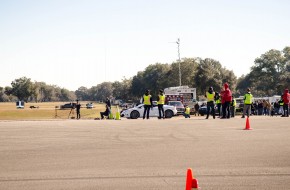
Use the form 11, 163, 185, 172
282, 88, 290, 117
220, 82, 232, 119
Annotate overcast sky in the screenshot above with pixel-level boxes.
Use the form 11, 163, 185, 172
1, 0, 290, 90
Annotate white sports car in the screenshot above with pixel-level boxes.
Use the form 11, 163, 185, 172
121, 104, 178, 119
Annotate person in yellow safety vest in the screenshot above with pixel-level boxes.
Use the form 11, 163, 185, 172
214, 92, 222, 117
279, 96, 284, 116
142, 89, 153, 119
183, 105, 191, 118
205, 87, 215, 119
241, 88, 253, 118
230, 96, 236, 118
157, 89, 165, 119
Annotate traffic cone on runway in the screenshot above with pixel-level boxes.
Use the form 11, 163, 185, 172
109, 112, 114, 119
244, 116, 251, 130
115, 106, 121, 120
185, 168, 199, 190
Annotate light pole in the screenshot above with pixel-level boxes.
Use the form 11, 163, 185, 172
176, 38, 181, 86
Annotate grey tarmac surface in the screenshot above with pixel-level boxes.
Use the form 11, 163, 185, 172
0, 116, 290, 190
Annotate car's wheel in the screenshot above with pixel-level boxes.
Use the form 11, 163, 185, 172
165, 110, 173, 118
130, 110, 140, 119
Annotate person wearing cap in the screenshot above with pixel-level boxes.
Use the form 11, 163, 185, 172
157, 89, 165, 119
205, 87, 215, 119
281, 88, 290, 117
142, 89, 153, 119
220, 83, 232, 119
241, 88, 253, 118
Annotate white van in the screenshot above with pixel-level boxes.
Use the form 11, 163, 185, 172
16, 101, 25, 109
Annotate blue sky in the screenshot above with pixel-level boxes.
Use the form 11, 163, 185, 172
1, 0, 290, 90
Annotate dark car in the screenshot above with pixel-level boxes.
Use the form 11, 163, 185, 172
60, 103, 76, 109
198, 105, 219, 116
29, 105, 39, 109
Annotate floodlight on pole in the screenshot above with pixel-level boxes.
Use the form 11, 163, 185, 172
176, 38, 181, 86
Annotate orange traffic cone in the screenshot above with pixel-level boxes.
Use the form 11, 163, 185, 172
244, 116, 251, 130
185, 168, 199, 190
192, 178, 199, 189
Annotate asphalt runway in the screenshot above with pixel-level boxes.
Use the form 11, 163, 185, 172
0, 116, 290, 190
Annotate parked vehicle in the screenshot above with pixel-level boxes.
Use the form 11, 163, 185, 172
29, 105, 39, 109
121, 104, 177, 119
166, 101, 185, 115
60, 103, 76, 109
86, 103, 94, 109
16, 101, 25, 109
164, 86, 197, 114
198, 105, 219, 116
235, 98, 244, 112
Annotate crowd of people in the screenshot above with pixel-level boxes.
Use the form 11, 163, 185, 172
241, 89, 290, 117
201, 84, 290, 119
70, 84, 290, 120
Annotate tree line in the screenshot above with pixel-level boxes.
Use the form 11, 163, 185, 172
1, 47, 289, 103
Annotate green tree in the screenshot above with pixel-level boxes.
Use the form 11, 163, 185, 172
75, 86, 89, 101
237, 47, 289, 96
0, 87, 9, 102
112, 77, 132, 101
10, 77, 33, 101
194, 58, 236, 95
88, 82, 113, 102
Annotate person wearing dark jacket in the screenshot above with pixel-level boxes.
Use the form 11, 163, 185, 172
220, 83, 232, 119
100, 104, 111, 119
205, 87, 215, 119
194, 103, 200, 116
273, 100, 280, 115
76, 100, 81, 119
142, 90, 153, 119
105, 97, 111, 109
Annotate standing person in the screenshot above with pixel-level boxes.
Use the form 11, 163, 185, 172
274, 100, 280, 115
258, 100, 264, 115
220, 83, 232, 119
281, 88, 290, 117
241, 88, 253, 118
105, 97, 112, 117
105, 97, 111, 109
157, 89, 165, 119
194, 103, 200, 116
262, 100, 270, 116
230, 96, 236, 118
278, 96, 284, 115
142, 90, 153, 119
205, 87, 215, 119
215, 92, 222, 118
76, 100, 81, 119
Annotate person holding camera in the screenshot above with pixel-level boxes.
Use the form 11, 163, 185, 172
76, 100, 81, 119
